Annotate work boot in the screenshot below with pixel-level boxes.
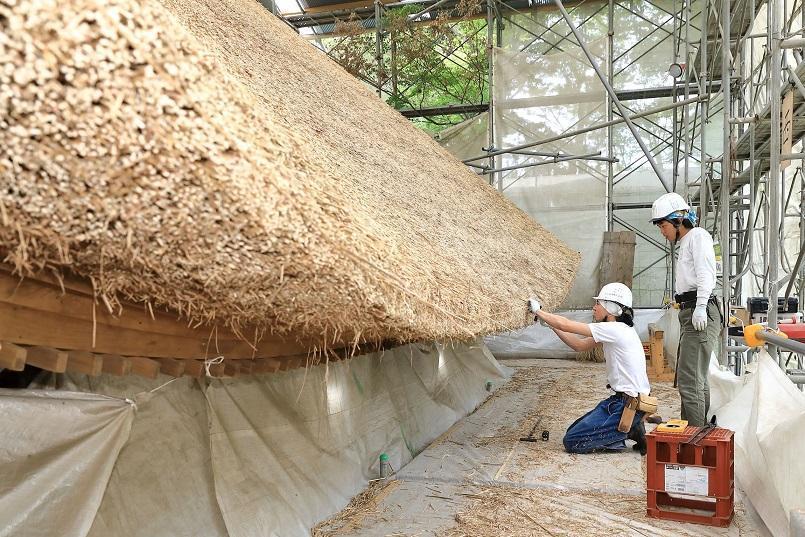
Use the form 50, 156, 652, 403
628, 421, 647, 456
646, 414, 663, 424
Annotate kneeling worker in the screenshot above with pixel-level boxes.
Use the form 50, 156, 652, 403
530, 283, 652, 454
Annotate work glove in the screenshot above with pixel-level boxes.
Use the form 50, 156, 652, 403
692, 304, 708, 331
528, 298, 542, 314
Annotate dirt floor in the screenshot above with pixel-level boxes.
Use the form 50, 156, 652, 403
313, 359, 769, 537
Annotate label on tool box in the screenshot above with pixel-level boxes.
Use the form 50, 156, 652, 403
664, 464, 709, 496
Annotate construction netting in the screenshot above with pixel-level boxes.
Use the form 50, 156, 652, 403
440, 1, 729, 308
0, 340, 507, 537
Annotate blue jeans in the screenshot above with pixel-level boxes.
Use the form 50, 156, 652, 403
563, 395, 644, 454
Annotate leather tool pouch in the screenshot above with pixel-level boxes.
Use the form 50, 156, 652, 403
618, 397, 638, 433
636, 394, 658, 415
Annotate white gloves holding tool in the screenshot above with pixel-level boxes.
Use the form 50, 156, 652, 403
692, 304, 708, 331
528, 298, 549, 326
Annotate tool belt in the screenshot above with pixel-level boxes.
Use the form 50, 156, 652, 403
674, 291, 718, 310
617, 393, 658, 433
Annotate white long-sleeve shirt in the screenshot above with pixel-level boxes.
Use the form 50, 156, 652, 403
675, 227, 717, 307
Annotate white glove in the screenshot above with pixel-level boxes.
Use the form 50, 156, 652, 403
528, 298, 542, 314
692, 304, 708, 331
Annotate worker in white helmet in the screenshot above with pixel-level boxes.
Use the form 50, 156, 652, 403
651, 192, 719, 427
529, 283, 652, 455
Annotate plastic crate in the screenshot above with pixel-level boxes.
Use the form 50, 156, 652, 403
646, 426, 734, 527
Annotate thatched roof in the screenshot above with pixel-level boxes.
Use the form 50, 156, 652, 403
0, 0, 579, 352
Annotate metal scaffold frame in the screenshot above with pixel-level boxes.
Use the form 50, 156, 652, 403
279, 0, 805, 378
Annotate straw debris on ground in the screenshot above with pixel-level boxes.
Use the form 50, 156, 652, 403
0, 0, 579, 356
442, 485, 760, 537
312, 478, 400, 536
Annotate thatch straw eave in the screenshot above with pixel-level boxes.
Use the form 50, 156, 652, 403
0, 0, 580, 356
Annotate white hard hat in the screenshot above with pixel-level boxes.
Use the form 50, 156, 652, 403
593, 282, 633, 308
651, 192, 690, 223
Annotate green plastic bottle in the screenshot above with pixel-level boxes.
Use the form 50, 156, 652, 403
379, 453, 391, 478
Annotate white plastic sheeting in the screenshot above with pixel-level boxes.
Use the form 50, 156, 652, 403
0, 340, 506, 537
485, 308, 664, 358
710, 352, 805, 537
77, 377, 228, 537
654, 306, 681, 369
492, 42, 607, 307
205, 341, 506, 537
0, 391, 135, 537
435, 4, 733, 307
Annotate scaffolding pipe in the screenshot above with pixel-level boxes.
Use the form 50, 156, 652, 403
730, 124, 758, 284
781, 37, 805, 48
757, 329, 805, 355
551, 0, 672, 193
769, 0, 783, 366
486, 0, 497, 190
784, 243, 805, 299
698, 0, 708, 217
482, 152, 608, 176
463, 95, 706, 164
374, 0, 383, 98
607, 0, 614, 232
408, 0, 452, 21
721, 0, 731, 365
683, 0, 691, 187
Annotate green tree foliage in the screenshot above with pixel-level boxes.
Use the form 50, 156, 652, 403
326, 1, 488, 133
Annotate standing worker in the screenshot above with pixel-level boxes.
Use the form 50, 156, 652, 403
651, 192, 719, 427
530, 283, 653, 455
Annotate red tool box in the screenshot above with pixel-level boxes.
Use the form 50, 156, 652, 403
646, 425, 734, 527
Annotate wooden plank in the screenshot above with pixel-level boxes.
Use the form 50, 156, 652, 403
157, 358, 186, 377
101, 355, 132, 376
66, 351, 103, 376
182, 360, 204, 378
207, 362, 226, 377
598, 231, 636, 290
224, 361, 240, 377
0, 270, 315, 359
280, 357, 305, 372
128, 356, 160, 379
0, 341, 26, 371
25, 346, 68, 373
253, 357, 283, 374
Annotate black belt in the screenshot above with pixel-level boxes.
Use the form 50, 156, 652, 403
674, 292, 717, 310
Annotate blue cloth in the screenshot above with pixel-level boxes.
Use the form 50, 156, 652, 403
562, 394, 644, 454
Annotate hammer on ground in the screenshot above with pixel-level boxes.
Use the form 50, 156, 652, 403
519, 417, 546, 442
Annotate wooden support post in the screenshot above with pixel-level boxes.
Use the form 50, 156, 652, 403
182, 360, 204, 378
66, 351, 103, 376
158, 358, 186, 378
128, 356, 160, 379
599, 230, 637, 289
646, 323, 674, 382
25, 346, 68, 373
101, 355, 132, 376
0, 341, 26, 371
